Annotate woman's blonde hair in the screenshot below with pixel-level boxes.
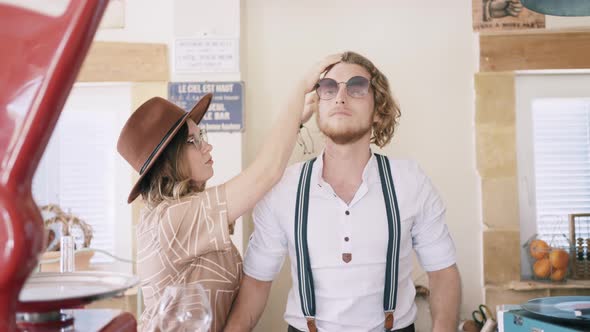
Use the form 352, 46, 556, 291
139, 125, 204, 207
340, 51, 401, 148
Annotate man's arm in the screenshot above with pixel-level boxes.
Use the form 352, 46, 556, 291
427, 264, 461, 332
224, 275, 273, 331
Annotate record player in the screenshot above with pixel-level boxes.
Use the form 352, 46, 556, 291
0, 1, 138, 331
499, 296, 590, 332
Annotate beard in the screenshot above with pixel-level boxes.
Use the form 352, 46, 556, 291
316, 114, 372, 145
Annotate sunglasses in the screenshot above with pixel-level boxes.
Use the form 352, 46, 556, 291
187, 128, 208, 149
315, 76, 371, 100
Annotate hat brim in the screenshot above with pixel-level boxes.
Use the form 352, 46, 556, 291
126, 93, 213, 203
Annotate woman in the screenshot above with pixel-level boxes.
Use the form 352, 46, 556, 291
116, 54, 341, 331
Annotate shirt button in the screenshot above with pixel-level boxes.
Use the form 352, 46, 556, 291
344, 237, 350, 242
345, 210, 350, 215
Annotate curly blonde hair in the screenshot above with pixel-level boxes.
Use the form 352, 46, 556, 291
340, 51, 401, 148
139, 125, 204, 207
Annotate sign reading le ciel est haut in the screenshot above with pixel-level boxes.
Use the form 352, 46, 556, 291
168, 82, 244, 132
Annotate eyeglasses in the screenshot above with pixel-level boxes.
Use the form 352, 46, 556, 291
315, 76, 371, 100
187, 128, 208, 149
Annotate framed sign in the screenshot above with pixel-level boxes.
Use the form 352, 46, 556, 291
168, 82, 244, 132
174, 38, 239, 73
473, 0, 545, 32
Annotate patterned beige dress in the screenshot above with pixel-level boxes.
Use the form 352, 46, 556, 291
136, 185, 243, 332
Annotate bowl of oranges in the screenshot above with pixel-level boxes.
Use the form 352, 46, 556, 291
525, 235, 571, 283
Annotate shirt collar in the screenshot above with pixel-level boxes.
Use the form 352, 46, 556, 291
314, 148, 378, 187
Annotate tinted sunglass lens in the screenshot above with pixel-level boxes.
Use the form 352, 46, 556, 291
346, 76, 370, 98
316, 78, 339, 100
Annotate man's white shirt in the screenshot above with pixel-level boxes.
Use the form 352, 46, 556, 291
244, 152, 456, 331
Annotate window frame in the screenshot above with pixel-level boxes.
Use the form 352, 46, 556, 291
516, 71, 590, 278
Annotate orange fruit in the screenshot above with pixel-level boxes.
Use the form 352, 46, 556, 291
529, 239, 550, 260
533, 258, 551, 278
549, 249, 570, 269
551, 268, 567, 281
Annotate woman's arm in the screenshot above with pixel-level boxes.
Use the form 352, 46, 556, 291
225, 54, 341, 222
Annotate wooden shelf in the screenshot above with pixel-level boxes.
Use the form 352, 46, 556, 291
508, 280, 590, 291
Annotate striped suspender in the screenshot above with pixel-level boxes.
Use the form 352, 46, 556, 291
294, 154, 402, 331
375, 154, 402, 330
294, 157, 317, 332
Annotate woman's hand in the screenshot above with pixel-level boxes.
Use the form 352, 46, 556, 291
299, 53, 342, 124
301, 53, 342, 93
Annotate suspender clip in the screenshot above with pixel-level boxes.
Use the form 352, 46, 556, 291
306, 317, 317, 332
384, 310, 395, 330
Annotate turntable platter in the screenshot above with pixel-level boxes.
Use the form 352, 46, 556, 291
522, 296, 590, 323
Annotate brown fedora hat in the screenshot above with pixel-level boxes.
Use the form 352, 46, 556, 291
117, 93, 213, 203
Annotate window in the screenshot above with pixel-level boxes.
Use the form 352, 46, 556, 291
516, 72, 590, 278
532, 99, 590, 243
33, 83, 132, 271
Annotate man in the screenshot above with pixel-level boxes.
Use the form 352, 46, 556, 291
225, 52, 461, 332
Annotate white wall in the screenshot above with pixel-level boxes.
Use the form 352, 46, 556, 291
244, 1, 479, 330
95, 0, 173, 44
